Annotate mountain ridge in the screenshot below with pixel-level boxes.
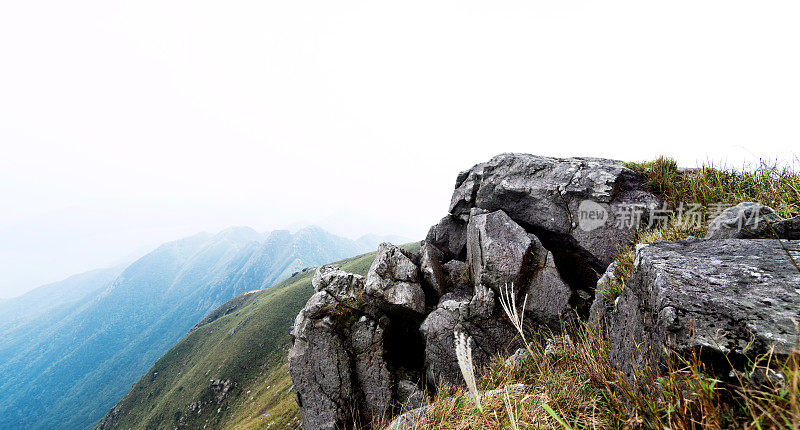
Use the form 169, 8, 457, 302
0, 225, 389, 430
96, 242, 421, 430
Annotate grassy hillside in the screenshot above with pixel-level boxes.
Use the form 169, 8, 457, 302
97, 242, 420, 430
0, 226, 378, 430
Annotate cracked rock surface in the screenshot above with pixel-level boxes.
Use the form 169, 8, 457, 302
449, 153, 660, 292
607, 238, 800, 382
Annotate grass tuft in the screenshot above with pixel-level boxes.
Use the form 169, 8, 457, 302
624, 156, 800, 218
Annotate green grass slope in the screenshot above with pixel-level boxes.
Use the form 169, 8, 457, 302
97, 242, 420, 430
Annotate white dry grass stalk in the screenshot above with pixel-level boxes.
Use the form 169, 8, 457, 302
454, 330, 483, 413
499, 282, 535, 358
503, 387, 520, 430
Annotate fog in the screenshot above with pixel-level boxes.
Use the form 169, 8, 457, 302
1, 0, 798, 297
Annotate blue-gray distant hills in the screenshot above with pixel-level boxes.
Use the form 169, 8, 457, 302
0, 226, 405, 429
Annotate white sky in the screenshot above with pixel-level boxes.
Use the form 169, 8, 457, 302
1, 0, 798, 297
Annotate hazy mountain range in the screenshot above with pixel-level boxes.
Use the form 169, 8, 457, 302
0, 226, 406, 429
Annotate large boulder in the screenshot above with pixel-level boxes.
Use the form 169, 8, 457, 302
289, 316, 355, 430
419, 285, 517, 385
351, 316, 394, 420
365, 243, 426, 315
705, 202, 782, 239
449, 153, 660, 290
466, 210, 533, 293
465, 209, 574, 323
608, 238, 800, 382
290, 266, 395, 429
425, 215, 467, 261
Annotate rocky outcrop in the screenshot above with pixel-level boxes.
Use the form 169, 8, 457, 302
289, 266, 394, 429
523, 238, 574, 323
289, 153, 663, 429
449, 154, 660, 291
289, 314, 357, 430
209, 379, 234, 403
606, 238, 800, 382
773, 216, 800, 239
351, 316, 394, 419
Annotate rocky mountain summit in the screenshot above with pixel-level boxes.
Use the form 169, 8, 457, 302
288, 153, 800, 429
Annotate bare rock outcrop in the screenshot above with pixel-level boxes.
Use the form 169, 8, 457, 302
466, 210, 533, 293
449, 154, 659, 291
289, 153, 666, 429
289, 266, 395, 429
587, 261, 619, 333
607, 238, 800, 382
419, 241, 446, 300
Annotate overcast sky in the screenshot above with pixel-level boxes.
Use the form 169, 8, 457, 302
1, 0, 798, 298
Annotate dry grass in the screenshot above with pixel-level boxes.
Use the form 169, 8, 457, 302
410, 321, 799, 429
604, 218, 706, 302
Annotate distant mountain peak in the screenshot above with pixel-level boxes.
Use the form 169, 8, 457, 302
213, 226, 263, 243
0, 224, 407, 429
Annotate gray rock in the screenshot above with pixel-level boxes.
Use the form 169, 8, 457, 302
505, 347, 529, 369
289, 316, 355, 430
209, 379, 234, 403
608, 239, 800, 383
425, 215, 467, 261
290, 267, 395, 429
351, 316, 393, 421
772, 215, 800, 239
419, 241, 446, 299
543, 335, 571, 358
419, 292, 516, 386
705, 202, 782, 239
448, 153, 659, 291
396, 379, 426, 411
299, 291, 338, 320
467, 284, 495, 318
466, 210, 532, 293
312, 265, 365, 302
450, 163, 488, 222
365, 243, 426, 315
524, 239, 573, 324
587, 260, 619, 333
292, 266, 365, 335
478, 383, 533, 400
442, 260, 470, 292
